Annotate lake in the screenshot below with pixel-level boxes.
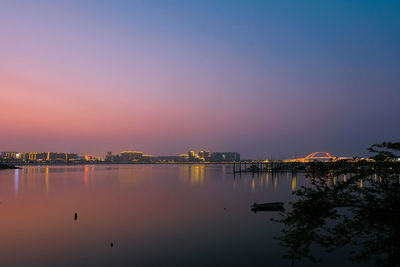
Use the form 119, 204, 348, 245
0, 164, 365, 266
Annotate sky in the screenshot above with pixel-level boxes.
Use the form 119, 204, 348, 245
1, 0, 399, 159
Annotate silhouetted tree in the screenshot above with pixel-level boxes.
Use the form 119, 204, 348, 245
275, 142, 400, 266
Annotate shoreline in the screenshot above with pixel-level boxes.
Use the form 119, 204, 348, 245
0, 163, 20, 169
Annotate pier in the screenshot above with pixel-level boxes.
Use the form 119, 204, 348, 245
233, 161, 305, 174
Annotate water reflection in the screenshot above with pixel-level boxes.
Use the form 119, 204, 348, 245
5, 165, 308, 198
45, 167, 49, 193
8, 165, 125, 196
84, 165, 89, 187
14, 169, 19, 197
0, 165, 311, 267
291, 175, 297, 192
189, 165, 205, 185
178, 165, 209, 185
228, 171, 306, 192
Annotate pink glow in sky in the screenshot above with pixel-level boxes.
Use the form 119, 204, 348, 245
1, 1, 399, 158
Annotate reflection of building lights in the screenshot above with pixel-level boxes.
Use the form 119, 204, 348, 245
251, 178, 255, 191
45, 168, 49, 193
189, 165, 205, 185
291, 176, 297, 192
14, 169, 19, 197
84, 166, 89, 187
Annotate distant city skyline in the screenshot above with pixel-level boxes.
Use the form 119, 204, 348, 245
1, 149, 241, 163
1, 1, 399, 158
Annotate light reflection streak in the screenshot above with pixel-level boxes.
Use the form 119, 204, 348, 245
45, 167, 49, 193
84, 165, 89, 187
14, 169, 19, 197
291, 175, 297, 192
189, 165, 205, 185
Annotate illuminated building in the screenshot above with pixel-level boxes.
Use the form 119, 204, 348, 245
1, 152, 18, 159
188, 150, 202, 162
1, 149, 243, 164
188, 150, 196, 160
67, 153, 78, 161
16, 153, 26, 160
27, 152, 37, 161
49, 152, 68, 161
34, 152, 49, 161
83, 155, 97, 161
198, 150, 211, 161
120, 151, 143, 162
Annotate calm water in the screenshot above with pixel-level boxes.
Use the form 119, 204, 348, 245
0, 165, 360, 266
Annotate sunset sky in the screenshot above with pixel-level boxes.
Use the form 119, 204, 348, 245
1, 0, 399, 159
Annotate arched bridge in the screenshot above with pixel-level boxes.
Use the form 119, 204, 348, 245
284, 152, 336, 162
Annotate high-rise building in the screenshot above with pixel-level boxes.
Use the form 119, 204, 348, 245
198, 150, 211, 161
188, 150, 201, 162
